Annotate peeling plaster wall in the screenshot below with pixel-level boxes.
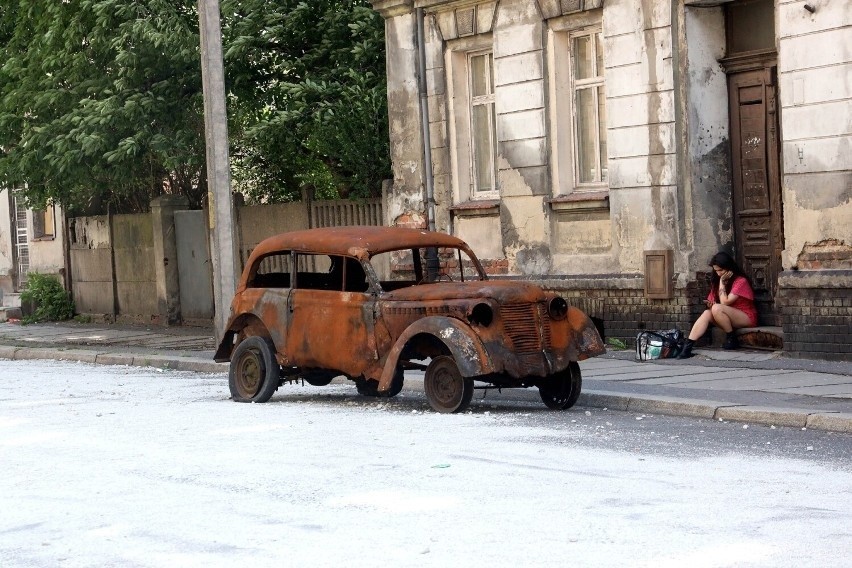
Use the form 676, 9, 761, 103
29, 205, 67, 276
777, 0, 852, 269
605, 0, 679, 272
682, 5, 731, 271
0, 189, 14, 294
492, 0, 549, 268
383, 11, 427, 227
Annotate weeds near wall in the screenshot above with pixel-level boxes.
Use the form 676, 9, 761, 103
20, 273, 75, 324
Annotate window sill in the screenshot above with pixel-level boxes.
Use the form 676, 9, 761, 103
450, 199, 500, 218
32, 236, 56, 242
547, 191, 609, 213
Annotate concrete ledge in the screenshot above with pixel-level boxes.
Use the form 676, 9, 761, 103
714, 405, 808, 428
625, 394, 725, 419
806, 412, 852, 433
0, 345, 20, 359
95, 353, 136, 366
577, 391, 630, 411
14, 348, 61, 361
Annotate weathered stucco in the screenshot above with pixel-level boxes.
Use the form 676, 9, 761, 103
777, 0, 852, 269
375, 0, 851, 290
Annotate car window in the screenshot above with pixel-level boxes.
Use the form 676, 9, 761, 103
293, 254, 368, 292
370, 246, 483, 291
249, 252, 292, 288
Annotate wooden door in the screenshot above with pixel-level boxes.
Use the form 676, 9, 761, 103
728, 67, 784, 325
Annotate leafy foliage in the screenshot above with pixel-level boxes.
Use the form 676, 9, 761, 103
0, 0, 207, 214
222, 0, 390, 202
20, 273, 75, 324
0, 0, 391, 211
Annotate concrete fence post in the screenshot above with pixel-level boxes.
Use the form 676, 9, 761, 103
151, 195, 189, 325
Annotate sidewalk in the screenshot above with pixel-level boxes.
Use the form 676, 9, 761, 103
1, 321, 850, 433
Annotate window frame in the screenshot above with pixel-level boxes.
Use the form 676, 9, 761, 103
466, 50, 498, 199
445, 35, 498, 204
32, 205, 56, 241
547, 14, 609, 199
570, 28, 608, 188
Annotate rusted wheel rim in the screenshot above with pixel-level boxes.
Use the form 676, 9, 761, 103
235, 349, 263, 398
426, 359, 463, 410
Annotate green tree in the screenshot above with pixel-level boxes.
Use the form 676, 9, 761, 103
0, 0, 391, 211
0, 0, 205, 214
223, 0, 390, 202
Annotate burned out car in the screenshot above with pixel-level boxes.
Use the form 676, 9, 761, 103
214, 226, 605, 413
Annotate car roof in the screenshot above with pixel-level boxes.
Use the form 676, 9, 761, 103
247, 226, 470, 262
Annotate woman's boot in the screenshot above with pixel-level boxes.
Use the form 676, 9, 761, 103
676, 339, 695, 359
723, 331, 740, 350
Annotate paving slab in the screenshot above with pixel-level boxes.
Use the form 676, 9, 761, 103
632, 368, 800, 387
762, 384, 852, 396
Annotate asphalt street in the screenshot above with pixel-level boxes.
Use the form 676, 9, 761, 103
0, 321, 850, 433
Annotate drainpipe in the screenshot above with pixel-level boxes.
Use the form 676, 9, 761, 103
416, 7, 439, 278
416, 7, 436, 233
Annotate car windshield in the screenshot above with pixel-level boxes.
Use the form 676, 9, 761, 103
370, 246, 485, 291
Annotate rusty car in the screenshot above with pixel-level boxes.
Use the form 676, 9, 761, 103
214, 226, 605, 413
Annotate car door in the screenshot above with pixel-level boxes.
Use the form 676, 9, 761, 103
285, 253, 378, 376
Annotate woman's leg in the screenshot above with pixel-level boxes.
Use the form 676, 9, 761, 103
709, 303, 752, 332
687, 309, 714, 341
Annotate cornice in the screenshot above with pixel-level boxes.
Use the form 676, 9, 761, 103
371, 0, 415, 18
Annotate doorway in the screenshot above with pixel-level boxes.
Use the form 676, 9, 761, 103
722, 0, 783, 326
726, 66, 783, 325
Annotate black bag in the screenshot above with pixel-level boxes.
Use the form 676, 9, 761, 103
635, 329, 684, 361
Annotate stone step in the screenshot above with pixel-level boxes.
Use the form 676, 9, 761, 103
0, 306, 22, 322
711, 326, 783, 350
2, 292, 22, 308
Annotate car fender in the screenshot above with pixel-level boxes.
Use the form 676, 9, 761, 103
377, 316, 495, 391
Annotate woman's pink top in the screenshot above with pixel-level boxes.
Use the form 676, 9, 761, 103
707, 276, 758, 326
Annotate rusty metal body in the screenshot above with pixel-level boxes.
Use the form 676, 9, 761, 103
216, 227, 605, 403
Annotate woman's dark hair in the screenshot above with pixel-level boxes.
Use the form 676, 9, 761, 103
709, 251, 750, 302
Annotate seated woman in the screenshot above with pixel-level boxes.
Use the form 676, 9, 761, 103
678, 251, 758, 359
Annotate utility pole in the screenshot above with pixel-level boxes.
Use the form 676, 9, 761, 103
198, 0, 238, 342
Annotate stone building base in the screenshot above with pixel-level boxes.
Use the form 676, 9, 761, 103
777, 270, 852, 362
507, 271, 851, 362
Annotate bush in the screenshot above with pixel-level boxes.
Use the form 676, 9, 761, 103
19, 273, 75, 324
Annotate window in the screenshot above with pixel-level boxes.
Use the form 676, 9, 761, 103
547, 20, 609, 199
32, 205, 56, 240
571, 30, 607, 186
446, 38, 498, 204
468, 52, 497, 196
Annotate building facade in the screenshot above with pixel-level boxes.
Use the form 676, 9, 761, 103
0, 188, 67, 305
371, 0, 851, 360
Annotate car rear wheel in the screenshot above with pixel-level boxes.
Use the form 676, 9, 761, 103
229, 336, 280, 403
355, 367, 403, 397
424, 356, 473, 413
538, 362, 582, 410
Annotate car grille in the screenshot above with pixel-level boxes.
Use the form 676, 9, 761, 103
501, 303, 548, 354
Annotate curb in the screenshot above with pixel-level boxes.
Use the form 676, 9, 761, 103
2, 346, 850, 434
578, 390, 852, 434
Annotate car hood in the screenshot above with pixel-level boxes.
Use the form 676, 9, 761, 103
380, 279, 547, 304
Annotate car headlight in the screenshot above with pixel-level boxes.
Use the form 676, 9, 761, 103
468, 302, 494, 327
548, 297, 568, 320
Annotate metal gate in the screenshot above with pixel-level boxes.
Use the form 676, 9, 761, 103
13, 195, 29, 290
174, 210, 214, 320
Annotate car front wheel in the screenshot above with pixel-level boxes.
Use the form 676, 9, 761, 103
229, 336, 280, 403
538, 361, 582, 410
424, 356, 473, 414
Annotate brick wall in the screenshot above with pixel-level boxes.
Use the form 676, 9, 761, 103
777, 270, 852, 362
